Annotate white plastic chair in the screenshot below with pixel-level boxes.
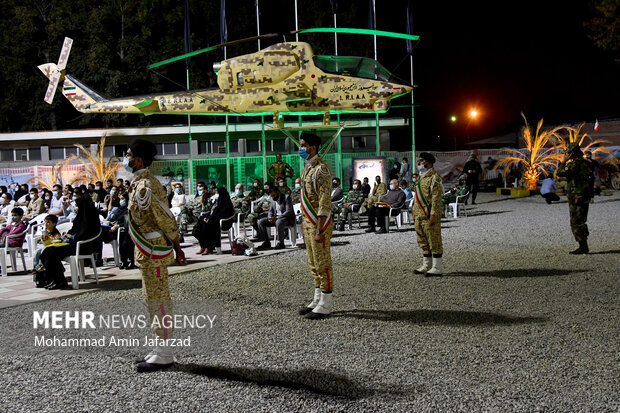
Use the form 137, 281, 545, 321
270, 219, 298, 248
25, 214, 48, 257
384, 206, 403, 233
215, 214, 237, 254
293, 203, 304, 241
446, 192, 470, 219
62, 228, 102, 289
0, 229, 28, 276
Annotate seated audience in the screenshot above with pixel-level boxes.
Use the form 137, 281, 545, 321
338, 179, 365, 231
256, 186, 295, 250
23, 187, 46, 222
0, 192, 14, 224
0, 208, 27, 248
441, 175, 468, 209
193, 187, 235, 255
366, 179, 405, 234
277, 177, 291, 195
32, 214, 63, 271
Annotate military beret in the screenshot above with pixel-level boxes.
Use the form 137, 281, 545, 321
418, 152, 436, 164
128, 138, 157, 166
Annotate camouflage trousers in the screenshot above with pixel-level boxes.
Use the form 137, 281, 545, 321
141, 260, 173, 340
302, 218, 334, 292
569, 201, 589, 242
360, 196, 378, 212
414, 216, 443, 256
247, 212, 267, 230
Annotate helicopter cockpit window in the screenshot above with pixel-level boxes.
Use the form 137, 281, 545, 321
313, 55, 393, 82
236, 72, 244, 86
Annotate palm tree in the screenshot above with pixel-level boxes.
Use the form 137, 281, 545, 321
494, 114, 564, 190
551, 122, 616, 163
27, 161, 65, 190
63, 135, 121, 185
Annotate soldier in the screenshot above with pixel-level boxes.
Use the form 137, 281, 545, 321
297, 133, 334, 320
268, 153, 294, 181
247, 179, 263, 202
290, 177, 302, 204
359, 175, 387, 214
230, 183, 251, 216
556, 142, 592, 254
276, 176, 292, 195
412, 152, 444, 276
124, 138, 187, 373
441, 175, 468, 210
247, 182, 273, 235
338, 179, 364, 231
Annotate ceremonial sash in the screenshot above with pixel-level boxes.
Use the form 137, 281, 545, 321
128, 217, 173, 260
415, 179, 430, 218
300, 167, 332, 231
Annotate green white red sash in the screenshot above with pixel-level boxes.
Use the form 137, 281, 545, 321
415, 179, 430, 218
128, 217, 173, 260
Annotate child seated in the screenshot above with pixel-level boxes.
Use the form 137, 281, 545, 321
32, 214, 65, 270
0, 208, 27, 248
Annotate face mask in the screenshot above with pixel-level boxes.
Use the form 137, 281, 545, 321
95, 186, 100, 190
11, 216, 19, 223
119, 200, 127, 207
412, 178, 417, 184
295, 183, 301, 189
197, 190, 204, 196
110, 190, 116, 195
332, 182, 338, 188
253, 183, 258, 187
352, 184, 358, 190
123, 157, 133, 173
213, 194, 219, 200
175, 188, 181, 194
52, 191, 58, 197
375, 180, 380, 184
278, 182, 284, 187
72, 196, 77, 201
389, 184, 395, 190
235, 190, 242, 196
418, 164, 428, 174
299, 147, 309, 160
45, 196, 51, 201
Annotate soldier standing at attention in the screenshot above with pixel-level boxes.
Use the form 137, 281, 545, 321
556, 142, 592, 254
297, 132, 334, 320
413, 152, 444, 276
124, 138, 187, 372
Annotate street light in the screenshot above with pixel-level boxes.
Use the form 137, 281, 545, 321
469, 109, 478, 119
450, 115, 457, 122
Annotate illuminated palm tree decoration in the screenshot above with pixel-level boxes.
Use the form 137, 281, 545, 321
494, 114, 564, 190
64, 135, 121, 184
26, 161, 65, 190
552, 122, 616, 164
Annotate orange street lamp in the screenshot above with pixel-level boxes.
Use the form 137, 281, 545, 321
469, 109, 479, 119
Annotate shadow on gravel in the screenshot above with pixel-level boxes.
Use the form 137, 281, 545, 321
588, 249, 620, 255
590, 198, 619, 204
447, 268, 582, 278
333, 309, 546, 325
331, 241, 351, 247
76, 278, 142, 291
465, 210, 511, 217
177, 364, 395, 399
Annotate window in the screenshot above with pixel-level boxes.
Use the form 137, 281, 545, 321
66, 146, 79, 156
247, 139, 260, 153
236, 72, 244, 86
177, 141, 189, 155
353, 136, 367, 149
198, 141, 208, 154
50, 147, 64, 160
114, 146, 125, 158
15, 149, 27, 161
103, 145, 114, 158
29, 148, 42, 161
271, 139, 285, 152
1, 149, 12, 162
163, 143, 176, 155
313, 55, 405, 83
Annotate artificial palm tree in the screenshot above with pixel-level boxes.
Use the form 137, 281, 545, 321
63, 135, 121, 185
27, 161, 65, 190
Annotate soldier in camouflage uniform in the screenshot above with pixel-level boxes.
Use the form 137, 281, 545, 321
124, 139, 186, 373
297, 133, 334, 320
230, 183, 251, 216
338, 179, 365, 231
360, 176, 387, 214
556, 142, 592, 254
247, 179, 263, 202
441, 175, 468, 210
290, 177, 302, 204
412, 153, 444, 276
180, 181, 208, 231
276, 176, 292, 195
246, 182, 273, 235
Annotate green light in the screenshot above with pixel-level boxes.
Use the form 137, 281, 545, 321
298, 28, 419, 41
149, 45, 221, 69
450, 116, 457, 122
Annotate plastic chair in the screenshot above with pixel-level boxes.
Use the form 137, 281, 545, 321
400, 198, 414, 225
384, 206, 402, 233
270, 219, 298, 248
62, 228, 102, 289
215, 214, 237, 254
0, 229, 28, 276
25, 214, 48, 257
293, 203, 304, 241
446, 192, 470, 219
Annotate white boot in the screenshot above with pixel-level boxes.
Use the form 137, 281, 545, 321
299, 287, 321, 315
426, 257, 443, 276
306, 292, 333, 319
414, 256, 432, 274
136, 338, 175, 372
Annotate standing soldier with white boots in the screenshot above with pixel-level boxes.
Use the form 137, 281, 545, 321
124, 138, 187, 372
413, 152, 444, 276
297, 132, 335, 319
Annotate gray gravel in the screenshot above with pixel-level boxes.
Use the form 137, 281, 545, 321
1, 191, 619, 412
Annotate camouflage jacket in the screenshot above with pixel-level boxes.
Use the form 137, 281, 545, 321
278, 184, 292, 195
290, 188, 301, 204
230, 194, 251, 215
247, 186, 263, 201
302, 155, 332, 219
413, 169, 443, 220
556, 158, 592, 202
371, 182, 388, 197
129, 169, 178, 265
252, 193, 272, 213
345, 189, 364, 205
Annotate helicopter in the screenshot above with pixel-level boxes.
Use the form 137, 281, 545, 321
39, 29, 416, 131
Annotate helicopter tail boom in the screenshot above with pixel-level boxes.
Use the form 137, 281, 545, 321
38, 63, 106, 112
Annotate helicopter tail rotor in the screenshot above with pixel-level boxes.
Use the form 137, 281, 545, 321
41, 37, 73, 104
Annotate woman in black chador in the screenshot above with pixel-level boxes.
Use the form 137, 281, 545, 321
194, 187, 235, 255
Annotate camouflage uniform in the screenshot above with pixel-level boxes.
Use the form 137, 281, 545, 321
413, 169, 444, 256
340, 188, 364, 220
278, 184, 292, 196
360, 182, 387, 212
129, 169, 178, 340
230, 193, 251, 215
181, 195, 208, 230
301, 156, 334, 293
247, 193, 271, 230
247, 186, 263, 202
441, 184, 468, 208
290, 187, 301, 204
556, 157, 592, 242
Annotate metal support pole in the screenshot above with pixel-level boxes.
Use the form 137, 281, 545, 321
410, 55, 416, 172
261, 116, 267, 183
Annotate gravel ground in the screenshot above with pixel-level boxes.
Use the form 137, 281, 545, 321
1, 191, 618, 412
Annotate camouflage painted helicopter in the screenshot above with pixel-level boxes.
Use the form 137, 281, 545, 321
39, 29, 417, 130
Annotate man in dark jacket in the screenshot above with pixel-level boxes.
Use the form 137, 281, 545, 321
462, 153, 482, 204
365, 179, 406, 234
556, 142, 592, 254
256, 186, 295, 250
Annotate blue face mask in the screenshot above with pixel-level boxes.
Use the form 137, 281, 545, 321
299, 147, 309, 160
52, 191, 58, 197
389, 184, 395, 190
197, 190, 204, 196
123, 157, 133, 173
175, 188, 181, 194
235, 190, 242, 196
119, 200, 127, 207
